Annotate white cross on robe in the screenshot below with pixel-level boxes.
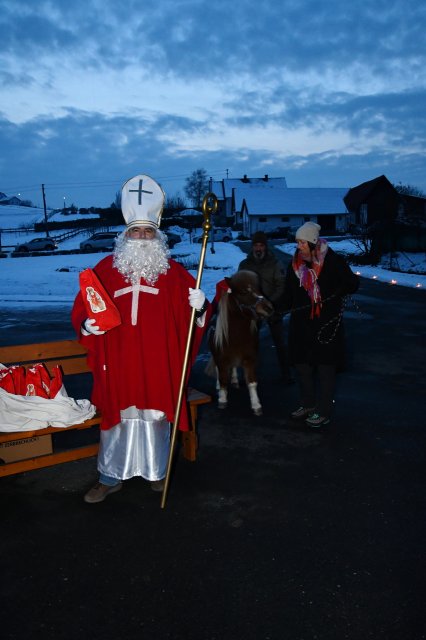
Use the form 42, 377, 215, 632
114, 284, 159, 325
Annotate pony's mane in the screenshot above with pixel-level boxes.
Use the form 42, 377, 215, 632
214, 293, 230, 350
214, 289, 258, 350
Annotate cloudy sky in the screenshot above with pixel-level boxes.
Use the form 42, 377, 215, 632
0, 0, 425, 209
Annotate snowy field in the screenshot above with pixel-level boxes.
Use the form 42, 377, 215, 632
0, 205, 425, 308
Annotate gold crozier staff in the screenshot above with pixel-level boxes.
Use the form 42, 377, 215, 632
160, 192, 218, 508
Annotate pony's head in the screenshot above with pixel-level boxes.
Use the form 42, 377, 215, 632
226, 270, 274, 318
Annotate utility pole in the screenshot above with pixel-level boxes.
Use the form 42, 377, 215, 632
41, 184, 50, 237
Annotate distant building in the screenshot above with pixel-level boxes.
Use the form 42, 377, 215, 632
0, 195, 22, 206
210, 175, 350, 235
210, 175, 287, 225
344, 175, 399, 227
344, 174, 426, 252
343, 174, 426, 226
239, 187, 350, 237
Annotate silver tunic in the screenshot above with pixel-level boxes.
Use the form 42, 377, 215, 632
97, 407, 170, 481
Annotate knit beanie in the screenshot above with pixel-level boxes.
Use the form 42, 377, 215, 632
252, 231, 268, 245
295, 222, 321, 244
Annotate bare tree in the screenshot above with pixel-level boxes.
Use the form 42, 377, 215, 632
184, 169, 209, 208
394, 183, 426, 197
165, 194, 186, 211
111, 190, 121, 209
350, 226, 374, 259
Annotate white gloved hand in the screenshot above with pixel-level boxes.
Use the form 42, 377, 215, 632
188, 288, 206, 311
81, 318, 106, 336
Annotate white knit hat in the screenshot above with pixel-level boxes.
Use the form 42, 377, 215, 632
295, 222, 321, 244
121, 174, 165, 230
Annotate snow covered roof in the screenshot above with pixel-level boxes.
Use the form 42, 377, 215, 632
240, 188, 349, 216
180, 208, 202, 217
211, 176, 288, 200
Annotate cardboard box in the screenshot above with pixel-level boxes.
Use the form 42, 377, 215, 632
0, 435, 53, 464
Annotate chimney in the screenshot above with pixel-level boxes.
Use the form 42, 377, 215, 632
242, 174, 249, 183
264, 174, 269, 182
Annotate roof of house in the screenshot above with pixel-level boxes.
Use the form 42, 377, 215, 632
343, 175, 394, 209
239, 187, 349, 216
180, 208, 202, 217
211, 176, 288, 200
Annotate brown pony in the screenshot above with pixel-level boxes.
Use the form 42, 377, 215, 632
207, 270, 274, 415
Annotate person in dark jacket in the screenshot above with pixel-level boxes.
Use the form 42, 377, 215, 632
238, 231, 293, 383
283, 222, 359, 428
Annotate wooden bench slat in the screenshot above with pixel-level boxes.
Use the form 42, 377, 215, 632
0, 415, 101, 443
0, 339, 86, 366
0, 444, 99, 477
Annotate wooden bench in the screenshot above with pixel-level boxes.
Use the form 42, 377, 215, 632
0, 339, 211, 477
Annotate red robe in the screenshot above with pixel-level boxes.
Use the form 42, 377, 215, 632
71, 256, 207, 431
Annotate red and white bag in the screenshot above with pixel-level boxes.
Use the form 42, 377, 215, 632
79, 268, 121, 332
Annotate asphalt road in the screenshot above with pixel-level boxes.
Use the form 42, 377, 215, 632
1, 272, 426, 640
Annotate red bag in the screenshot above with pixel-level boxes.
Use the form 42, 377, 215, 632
0, 368, 16, 394
79, 268, 121, 331
10, 365, 26, 395
25, 364, 50, 399
49, 365, 64, 398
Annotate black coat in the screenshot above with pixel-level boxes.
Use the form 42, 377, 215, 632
238, 248, 286, 310
283, 248, 359, 366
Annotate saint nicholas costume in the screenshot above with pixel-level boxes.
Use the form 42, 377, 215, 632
71, 175, 208, 489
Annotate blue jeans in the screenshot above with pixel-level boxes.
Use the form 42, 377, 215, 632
99, 473, 121, 487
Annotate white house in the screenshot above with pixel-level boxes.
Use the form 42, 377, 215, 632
239, 187, 351, 236
209, 175, 350, 235
210, 175, 287, 222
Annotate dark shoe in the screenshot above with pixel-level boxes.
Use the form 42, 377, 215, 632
291, 406, 315, 419
150, 479, 165, 492
84, 481, 122, 504
305, 413, 330, 428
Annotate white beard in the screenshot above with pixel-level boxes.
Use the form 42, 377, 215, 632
113, 230, 170, 286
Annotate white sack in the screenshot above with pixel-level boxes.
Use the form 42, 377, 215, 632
0, 384, 96, 433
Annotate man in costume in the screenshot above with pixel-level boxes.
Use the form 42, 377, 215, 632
72, 174, 209, 503
238, 231, 293, 383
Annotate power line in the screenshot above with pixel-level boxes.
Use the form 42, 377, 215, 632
0, 169, 230, 194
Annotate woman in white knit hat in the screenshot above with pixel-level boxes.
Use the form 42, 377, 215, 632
282, 222, 359, 428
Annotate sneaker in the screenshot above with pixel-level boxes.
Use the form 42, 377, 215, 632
84, 481, 122, 504
305, 413, 330, 428
150, 479, 165, 492
291, 406, 315, 419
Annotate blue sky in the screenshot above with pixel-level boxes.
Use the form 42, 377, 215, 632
0, 0, 425, 209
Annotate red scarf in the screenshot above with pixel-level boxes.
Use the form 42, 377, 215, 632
292, 239, 328, 318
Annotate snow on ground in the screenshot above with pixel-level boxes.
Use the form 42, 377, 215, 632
0, 205, 425, 308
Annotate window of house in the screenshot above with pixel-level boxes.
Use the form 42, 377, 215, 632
258, 216, 267, 222
281, 216, 289, 222
304, 216, 310, 222
360, 204, 368, 225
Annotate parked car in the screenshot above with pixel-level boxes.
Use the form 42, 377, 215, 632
165, 231, 181, 248
193, 227, 233, 243
14, 237, 58, 252
79, 232, 119, 252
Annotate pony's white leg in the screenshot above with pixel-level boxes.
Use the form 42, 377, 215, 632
248, 381, 262, 416
230, 366, 239, 388
215, 366, 220, 391
218, 387, 228, 409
